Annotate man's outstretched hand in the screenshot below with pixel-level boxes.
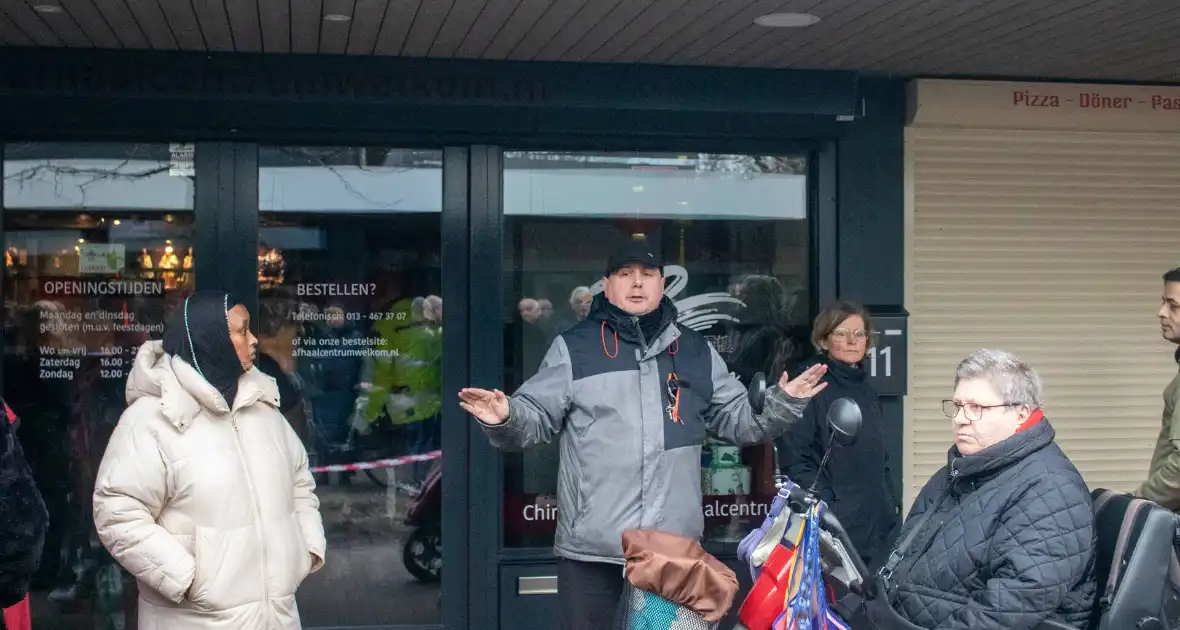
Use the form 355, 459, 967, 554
778, 363, 829, 399
459, 388, 510, 425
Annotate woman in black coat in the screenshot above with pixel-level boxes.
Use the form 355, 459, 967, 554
776, 301, 899, 570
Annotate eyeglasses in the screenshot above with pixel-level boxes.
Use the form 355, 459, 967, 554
942, 400, 1021, 422
831, 329, 870, 343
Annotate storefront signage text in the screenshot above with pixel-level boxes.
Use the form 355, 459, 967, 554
910, 79, 1180, 132
521, 499, 773, 521
42, 279, 164, 296
0, 56, 549, 105
1013, 88, 1180, 111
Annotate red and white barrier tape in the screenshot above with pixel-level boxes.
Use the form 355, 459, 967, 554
310, 450, 441, 473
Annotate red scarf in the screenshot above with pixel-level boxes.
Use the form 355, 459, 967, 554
1014, 408, 1044, 434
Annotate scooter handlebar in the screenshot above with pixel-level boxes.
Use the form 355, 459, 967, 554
784, 484, 879, 600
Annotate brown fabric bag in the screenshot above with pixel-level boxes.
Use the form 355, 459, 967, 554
621, 529, 739, 623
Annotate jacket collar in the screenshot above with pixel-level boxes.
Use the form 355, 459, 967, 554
805, 354, 866, 384
127, 340, 280, 433
588, 293, 681, 356
946, 413, 1055, 482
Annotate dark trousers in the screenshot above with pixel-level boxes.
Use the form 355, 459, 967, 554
558, 557, 626, 630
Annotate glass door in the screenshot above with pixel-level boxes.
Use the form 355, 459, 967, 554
497, 150, 814, 554
254, 145, 464, 629
2, 141, 197, 630
466, 147, 816, 630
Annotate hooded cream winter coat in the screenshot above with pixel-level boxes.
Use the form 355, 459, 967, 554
93, 340, 326, 630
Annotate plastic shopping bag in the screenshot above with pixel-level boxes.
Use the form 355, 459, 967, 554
3, 594, 32, 630
772, 504, 849, 630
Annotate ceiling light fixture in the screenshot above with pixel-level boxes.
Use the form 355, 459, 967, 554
753, 12, 821, 28
323, 13, 350, 22
33, 4, 64, 13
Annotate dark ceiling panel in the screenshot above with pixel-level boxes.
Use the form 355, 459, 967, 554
345, 0, 386, 53
21, 0, 90, 46
628, 2, 746, 63
692, 0, 823, 66
318, 0, 354, 54
0, 9, 33, 45
738, 0, 876, 67
900, 0, 1124, 73
290, 0, 322, 53
156, 0, 205, 50
190, 0, 234, 52
946, 5, 1180, 77
560, 0, 657, 62
452, 0, 517, 58
788, 0, 937, 68
486, 0, 577, 60
428, 0, 485, 57
529, 0, 625, 61
257, 0, 290, 52
657, 0, 790, 64
0, 0, 1174, 83
867, 0, 1053, 71
716, 0, 858, 67
371, 0, 420, 56
122, 0, 176, 49
581, 0, 688, 62
809, 0, 984, 69
224, 0, 262, 53
400, 0, 452, 57
90, 0, 148, 48
60, 0, 121, 48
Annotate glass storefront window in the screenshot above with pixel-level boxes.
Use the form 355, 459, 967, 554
257, 146, 445, 626
3, 142, 195, 630
501, 150, 811, 548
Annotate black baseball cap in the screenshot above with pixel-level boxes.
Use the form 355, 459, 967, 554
605, 240, 663, 277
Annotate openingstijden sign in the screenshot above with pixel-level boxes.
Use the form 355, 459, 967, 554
909, 79, 1180, 132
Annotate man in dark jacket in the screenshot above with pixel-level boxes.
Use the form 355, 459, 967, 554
0, 401, 49, 621
880, 349, 1096, 630
459, 240, 828, 630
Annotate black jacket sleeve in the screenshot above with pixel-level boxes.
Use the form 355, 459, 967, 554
0, 410, 49, 608
777, 396, 825, 493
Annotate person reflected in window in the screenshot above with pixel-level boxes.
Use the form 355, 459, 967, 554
459, 240, 828, 630
306, 303, 364, 479
728, 275, 807, 498
255, 296, 308, 444
404, 296, 443, 484
776, 301, 898, 570
513, 298, 553, 382
554, 287, 593, 336
93, 291, 325, 630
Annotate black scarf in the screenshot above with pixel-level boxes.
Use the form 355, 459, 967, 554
162, 290, 245, 408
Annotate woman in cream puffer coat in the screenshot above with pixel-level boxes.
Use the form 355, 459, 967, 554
93, 291, 326, 630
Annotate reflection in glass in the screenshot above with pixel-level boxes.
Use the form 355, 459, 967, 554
257, 146, 444, 627
3, 142, 195, 630
501, 151, 812, 549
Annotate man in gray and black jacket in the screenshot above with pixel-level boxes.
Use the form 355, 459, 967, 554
459, 240, 827, 630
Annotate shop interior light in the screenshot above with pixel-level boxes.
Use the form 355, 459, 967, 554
753, 13, 821, 27
33, 4, 63, 13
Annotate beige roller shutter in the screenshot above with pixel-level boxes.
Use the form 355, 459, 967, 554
905, 128, 1180, 510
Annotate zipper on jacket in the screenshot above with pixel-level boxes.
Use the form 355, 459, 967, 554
631, 316, 647, 350
230, 414, 273, 620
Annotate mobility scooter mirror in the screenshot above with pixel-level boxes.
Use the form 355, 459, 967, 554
827, 397, 862, 447
748, 371, 768, 415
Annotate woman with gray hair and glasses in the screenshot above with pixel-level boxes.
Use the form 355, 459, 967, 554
874, 348, 1098, 630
